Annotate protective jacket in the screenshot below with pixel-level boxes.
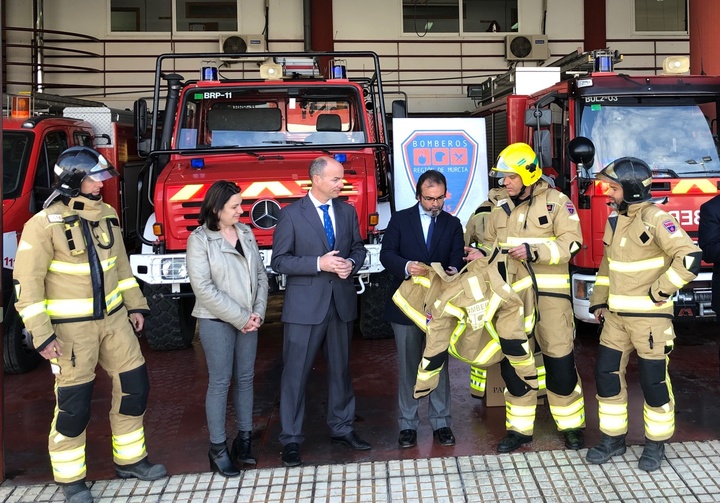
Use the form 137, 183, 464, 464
589, 202, 701, 317
14, 198, 148, 350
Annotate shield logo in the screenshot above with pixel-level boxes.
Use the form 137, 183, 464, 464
401, 131, 478, 216
662, 219, 677, 234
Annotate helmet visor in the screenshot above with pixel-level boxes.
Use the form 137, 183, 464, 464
490, 157, 514, 177
85, 154, 119, 182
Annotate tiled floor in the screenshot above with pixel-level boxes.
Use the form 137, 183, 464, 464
3, 440, 720, 502
2, 293, 720, 502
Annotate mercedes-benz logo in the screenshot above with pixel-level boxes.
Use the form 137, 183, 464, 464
251, 199, 282, 229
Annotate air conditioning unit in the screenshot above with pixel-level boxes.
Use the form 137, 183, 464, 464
505, 34, 549, 61
218, 34, 266, 62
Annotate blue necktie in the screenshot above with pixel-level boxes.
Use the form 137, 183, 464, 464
426, 215, 435, 251
320, 204, 335, 249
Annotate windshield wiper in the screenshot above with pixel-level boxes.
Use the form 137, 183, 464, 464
262, 140, 311, 145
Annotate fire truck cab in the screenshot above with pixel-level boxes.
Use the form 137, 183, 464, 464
131, 51, 402, 351
472, 50, 719, 325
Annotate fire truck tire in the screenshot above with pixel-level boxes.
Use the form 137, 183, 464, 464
359, 270, 394, 339
143, 284, 197, 351
3, 304, 41, 374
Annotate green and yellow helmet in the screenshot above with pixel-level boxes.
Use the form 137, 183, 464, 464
492, 142, 541, 186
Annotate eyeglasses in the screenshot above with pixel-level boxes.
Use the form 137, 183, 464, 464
421, 195, 446, 203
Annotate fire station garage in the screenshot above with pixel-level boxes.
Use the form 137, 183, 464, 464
3, 1, 720, 502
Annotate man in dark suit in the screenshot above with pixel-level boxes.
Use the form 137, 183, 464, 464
380, 170, 465, 448
271, 156, 369, 467
699, 194, 720, 322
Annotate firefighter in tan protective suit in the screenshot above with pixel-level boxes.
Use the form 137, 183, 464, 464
586, 157, 700, 472
466, 142, 585, 453
463, 187, 511, 399
13, 147, 166, 503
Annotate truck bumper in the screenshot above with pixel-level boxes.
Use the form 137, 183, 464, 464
571, 271, 715, 324
130, 243, 385, 289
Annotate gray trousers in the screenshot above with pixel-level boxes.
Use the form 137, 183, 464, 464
198, 318, 258, 444
279, 297, 356, 445
392, 322, 451, 431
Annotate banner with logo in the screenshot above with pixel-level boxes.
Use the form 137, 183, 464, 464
392, 118, 488, 227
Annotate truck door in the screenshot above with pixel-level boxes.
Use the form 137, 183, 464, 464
32, 131, 69, 212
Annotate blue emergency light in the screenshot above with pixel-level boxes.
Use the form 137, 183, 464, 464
334, 153, 347, 163
191, 158, 205, 169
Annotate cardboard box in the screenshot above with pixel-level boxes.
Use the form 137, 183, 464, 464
484, 352, 547, 407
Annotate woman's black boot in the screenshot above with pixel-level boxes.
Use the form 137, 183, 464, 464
231, 431, 257, 465
209, 441, 240, 477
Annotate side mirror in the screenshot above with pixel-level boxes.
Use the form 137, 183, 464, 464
567, 136, 596, 177
392, 100, 407, 119
524, 108, 551, 128
133, 99, 149, 157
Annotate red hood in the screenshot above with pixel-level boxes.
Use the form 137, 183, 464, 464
155, 153, 373, 250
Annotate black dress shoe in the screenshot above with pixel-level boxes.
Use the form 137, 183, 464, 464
330, 431, 371, 451
563, 429, 585, 450
433, 427, 456, 446
497, 431, 533, 453
398, 429, 417, 448
282, 442, 302, 467
209, 446, 240, 478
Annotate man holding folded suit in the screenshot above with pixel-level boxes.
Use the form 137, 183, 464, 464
380, 170, 465, 448
271, 156, 369, 467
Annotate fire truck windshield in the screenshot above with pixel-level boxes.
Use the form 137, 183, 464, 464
177, 86, 367, 150
579, 101, 720, 177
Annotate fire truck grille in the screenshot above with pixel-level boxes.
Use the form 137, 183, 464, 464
251, 199, 282, 230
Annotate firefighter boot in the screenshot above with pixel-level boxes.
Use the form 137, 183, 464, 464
638, 439, 665, 472
62, 480, 93, 503
231, 431, 257, 465
497, 431, 533, 453
586, 434, 626, 464
115, 458, 168, 481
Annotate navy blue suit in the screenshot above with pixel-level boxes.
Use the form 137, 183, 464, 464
379, 202, 465, 432
699, 194, 720, 314
380, 203, 465, 324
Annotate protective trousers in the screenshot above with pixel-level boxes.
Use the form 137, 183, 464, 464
49, 308, 150, 484
595, 311, 675, 441
534, 294, 585, 432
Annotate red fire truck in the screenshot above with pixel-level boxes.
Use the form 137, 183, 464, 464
2, 97, 143, 373
472, 50, 718, 324
130, 51, 402, 350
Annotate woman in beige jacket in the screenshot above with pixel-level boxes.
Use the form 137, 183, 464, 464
187, 181, 269, 477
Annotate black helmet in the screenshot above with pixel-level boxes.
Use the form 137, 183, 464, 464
43, 147, 119, 208
597, 156, 652, 204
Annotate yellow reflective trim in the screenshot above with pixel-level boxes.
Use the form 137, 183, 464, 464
475, 340, 501, 365
665, 268, 686, 288
48, 257, 117, 274
50, 446, 86, 480
672, 179, 717, 194
485, 294, 502, 323
19, 301, 47, 322
608, 256, 664, 272
117, 277, 139, 292
595, 275, 609, 286
511, 276, 533, 292
467, 276, 484, 300
113, 428, 147, 461
443, 302, 465, 319
547, 241, 560, 265
413, 275, 431, 288
535, 274, 570, 289
504, 236, 557, 246
242, 181, 293, 197
46, 298, 94, 316
598, 401, 628, 434
170, 184, 203, 201
505, 403, 536, 432
106, 287, 124, 312
608, 294, 673, 311
392, 290, 427, 331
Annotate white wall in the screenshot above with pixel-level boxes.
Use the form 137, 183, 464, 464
3, 0, 689, 113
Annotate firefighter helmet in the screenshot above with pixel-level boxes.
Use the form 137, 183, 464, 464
597, 156, 652, 204
491, 142, 541, 186
43, 147, 119, 208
